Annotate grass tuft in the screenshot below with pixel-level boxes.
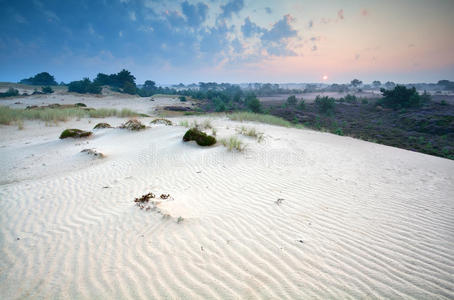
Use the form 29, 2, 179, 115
220, 136, 246, 152
236, 126, 264, 142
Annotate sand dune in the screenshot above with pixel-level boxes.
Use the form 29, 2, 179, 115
1, 97, 453, 299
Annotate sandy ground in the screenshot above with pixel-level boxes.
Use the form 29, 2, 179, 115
1, 95, 454, 299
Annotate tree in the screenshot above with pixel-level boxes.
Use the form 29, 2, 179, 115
286, 95, 297, 106
245, 94, 261, 113
20, 72, 57, 86
378, 85, 429, 109
123, 81, 137, 95
315, 96, 335, 114
372, 81, 381, 88
68, 78, 102, 94
350, 79, 362, 87
384, 81, 396, 89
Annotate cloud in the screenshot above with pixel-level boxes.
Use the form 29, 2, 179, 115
181, 1, 208, 27
14, 14, 27, 24
337, 9, 344, 20
219, 0, 244, 19
241, 17, 265, 38
261, 14, 298, 56
265, 7, 272, 14
261, 14, 297, 43
129, 11, 136, 21
361, 9, 368, 16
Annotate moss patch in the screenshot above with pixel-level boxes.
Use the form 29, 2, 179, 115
59, 129, 92, 139
183, 128, 216, 146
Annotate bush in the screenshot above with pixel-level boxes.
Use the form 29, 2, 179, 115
68, 78, 102, 94
361, 98, 368, 105
378, 86, 429, 109
75, 103, 87, 107
315, 96, 335, 114
0, 88, 19, 98
59, 129, 92, 139
41, 86, 54, 94
179, 96, 187, 102
246, 97, 262, 113
286, 95, 297, 106
441, 100, 448, 106
298, 100, 306, 110
183, 128, 216, 146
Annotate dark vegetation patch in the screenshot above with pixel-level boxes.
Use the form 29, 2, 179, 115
59, 129, 92, 139
20, 72, 57, 86
0, 88, 19, 98
266, 93, 454, 160
183, 128, 216, 146
150, 118, 172, 125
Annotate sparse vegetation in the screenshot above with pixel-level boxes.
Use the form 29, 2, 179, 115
220, 136, 245, 152
236, 126, 264, 142
183, 128, 216, 146
228, 112, 294, 127
41, 86, 54, 94
59, 129, 92, 139
0, 106, 140, 125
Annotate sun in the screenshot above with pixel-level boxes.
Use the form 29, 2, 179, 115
322, 75, 328, 81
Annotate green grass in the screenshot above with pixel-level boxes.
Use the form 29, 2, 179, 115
228, 112, 302, 128
220, 136, 246, 152
0, 106, 141, 125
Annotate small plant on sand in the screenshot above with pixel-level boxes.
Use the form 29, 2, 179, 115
177, 216, 184, 223
59, 128, 92, 139
16, 120, 24, 130
220, 136, 245, 152
179, 120, 190, 127
201, 119, 213, 129
93, 122, 112, 129
236, 126, 264, 142
120, 119, 146, 131
183, 128, 217, 146
150, 118, 172, 126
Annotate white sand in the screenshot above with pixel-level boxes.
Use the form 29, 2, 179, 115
1, 95, 454, 299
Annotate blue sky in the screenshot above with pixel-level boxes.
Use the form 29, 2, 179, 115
1, 0, 453, 84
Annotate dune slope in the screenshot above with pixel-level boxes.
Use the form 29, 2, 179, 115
1, 117, 453, 299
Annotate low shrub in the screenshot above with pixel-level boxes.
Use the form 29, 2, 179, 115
179, 96, 187, 102
183, 128, 216, 146
0, 88, 19, 98
75, 103, 87, 107
41, 86, 54, 94
93, 122, 112, 129
59, 128, 92, 139
286, 95, 297, 106
120, 119, 146, 131
151, 118, 172, 125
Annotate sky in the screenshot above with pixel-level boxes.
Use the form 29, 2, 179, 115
1, 0, 454, 85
